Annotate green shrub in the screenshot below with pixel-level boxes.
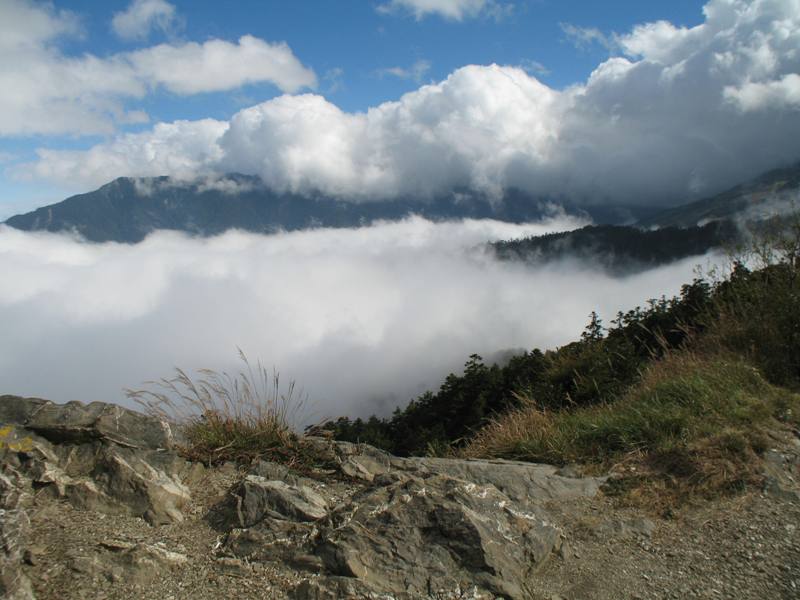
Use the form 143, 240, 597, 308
462, 352, 799, 472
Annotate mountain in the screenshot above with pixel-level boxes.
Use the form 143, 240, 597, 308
638, 161, 800, 229
489, 162, 800, 273
2, 175, 645, 243
491, 221, 737, 274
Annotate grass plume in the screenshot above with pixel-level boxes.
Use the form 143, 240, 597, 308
127, 350, 309, 465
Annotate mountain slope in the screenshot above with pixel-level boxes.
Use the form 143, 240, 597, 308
639, 162, 800, 229
3, 175, 612, 243
491, 221, 736, 274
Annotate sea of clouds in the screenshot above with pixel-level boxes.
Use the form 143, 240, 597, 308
0, 217, 722, 424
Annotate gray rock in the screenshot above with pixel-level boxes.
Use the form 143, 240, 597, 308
227, 476, 328, 528
292, 577, 423, 600
309, 438, 606, 500
23, 399, 174, 450
0, 396, 50, 427
95, 449, 191, 524
0, 398, 191, 525
0, 466, 35, 600
313, 473, 561, 599
222, 517, 319, 562
393, 456, 606, 503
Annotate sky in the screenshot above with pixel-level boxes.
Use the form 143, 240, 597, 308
2, 0, 799, 219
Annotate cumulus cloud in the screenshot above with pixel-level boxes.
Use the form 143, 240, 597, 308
112, 0, 178, 41
725, 73, 800, 111
0, 0, 315, 136
0, 217, 716, 422
378, 0, 512, 21
20, 0, 800, 206
126, 36, 317, 95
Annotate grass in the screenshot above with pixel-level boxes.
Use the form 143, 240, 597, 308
460, 351, 800, 505
127, 350, 319, 467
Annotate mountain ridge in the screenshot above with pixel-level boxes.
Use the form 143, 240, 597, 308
3, 174, 648, 243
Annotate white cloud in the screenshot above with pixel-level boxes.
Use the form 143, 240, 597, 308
112, 0, 177, 41
127, 35, 317, 95
724, 73, 800, 111
378, 0, 511, 21
560, 23, 615, 51
17, 0, 800, 206
21, 119, 228, 186
0, 0, 316, 136
0, 218, 713, 422
378, 59, 431, 83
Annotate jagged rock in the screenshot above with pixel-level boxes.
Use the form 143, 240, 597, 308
311, 473, 561, 599
0, 466, 34, 600
0, 396, 175, 450
394, 456, 606, 503
307, 438, 607, 500
222, 517, 319, 562
0, 398, 191, 525
226, 476, 328, 528
292, 577, 424, 600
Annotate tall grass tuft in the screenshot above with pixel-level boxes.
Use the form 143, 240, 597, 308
127, 350, 308, 465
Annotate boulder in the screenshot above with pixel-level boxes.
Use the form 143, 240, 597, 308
0, 397, 176, 450
311, 473, 561, 599
226, 476, 328, 528
0, 397, 191, 525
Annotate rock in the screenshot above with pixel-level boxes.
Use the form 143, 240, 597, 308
0, 466, 34, 600
393, 456, 606, 503
308, 439, 606, 500
222, 518, 319, 562
19, 399, 174, 450
0, 396, 50, 427
226, 476, 328, 528
0, 398, 191, 525
312, 473, 561, 599
98, 450, 191, 524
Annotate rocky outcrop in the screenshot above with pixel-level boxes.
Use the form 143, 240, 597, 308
0, 397, 611, 599
209, 439, 608, 599
0, 395, 176, 449
0, 396, 190, 527
0, 465, 34, 599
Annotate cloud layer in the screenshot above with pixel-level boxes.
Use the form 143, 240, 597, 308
0, 218, 717, 423
20, 0, 800, 207
0, 0, 316, 136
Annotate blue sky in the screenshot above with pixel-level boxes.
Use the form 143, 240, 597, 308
1, 0, 799, 218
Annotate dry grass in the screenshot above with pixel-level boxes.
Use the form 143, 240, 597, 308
460, 350, 800, 506
127, 350, 313, 466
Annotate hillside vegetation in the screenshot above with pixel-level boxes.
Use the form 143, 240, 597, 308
324, 219, 800, 500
